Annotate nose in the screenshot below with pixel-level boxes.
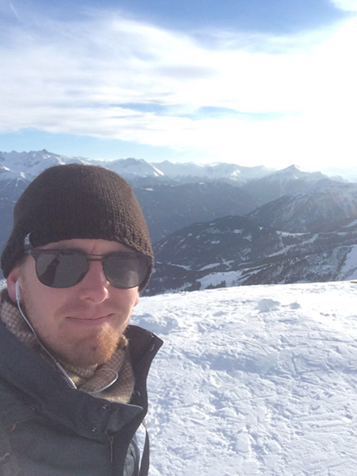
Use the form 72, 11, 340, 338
77, 261, 109, 303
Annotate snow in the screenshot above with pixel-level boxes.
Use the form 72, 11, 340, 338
168, 263, 192, 271
197, 270, 242, 288
338, 245, 357, 280
0, 151, 161, 182
132, 281, 357, 476
302, 233, 319, 244
345, 218, 357, 228
150, 161, 271, 183
199, 263, 221, 271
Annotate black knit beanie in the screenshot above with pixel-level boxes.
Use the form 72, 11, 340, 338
1, 164, 153, 290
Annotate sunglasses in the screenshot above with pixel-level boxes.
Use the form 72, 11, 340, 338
26, 248, 151, 289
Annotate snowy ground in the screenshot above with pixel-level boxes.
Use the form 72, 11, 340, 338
132, 282, 357, 476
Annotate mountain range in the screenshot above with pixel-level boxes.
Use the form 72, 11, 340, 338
148, 215, 357, 295
1, 149, 356, 293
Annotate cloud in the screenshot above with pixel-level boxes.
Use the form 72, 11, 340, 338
0, 7, 357, 168
330, 0, 357, 12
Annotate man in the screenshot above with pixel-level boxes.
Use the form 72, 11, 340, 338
0, 164, 162, 476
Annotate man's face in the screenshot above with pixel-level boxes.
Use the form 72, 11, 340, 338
7, 239, 139, 368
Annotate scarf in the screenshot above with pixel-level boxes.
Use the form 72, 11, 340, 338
0, 289, 135, 403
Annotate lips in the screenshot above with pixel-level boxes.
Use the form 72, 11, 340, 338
70, 314, 110, 320
66, 314, 114, 326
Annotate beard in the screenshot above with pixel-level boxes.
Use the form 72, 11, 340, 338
20, 290, 125, 369
51, 325, 122, 368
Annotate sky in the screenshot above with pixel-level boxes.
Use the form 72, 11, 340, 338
1, 0, 357, 172
134, 281, 357, 475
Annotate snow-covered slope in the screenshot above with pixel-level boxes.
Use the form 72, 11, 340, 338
108, 158, 163, 177
0, 149, 86, 180
151, 161, 272, 185
134, 282, 357, 476
0, 150, 271, 186
0, 150, 165, 185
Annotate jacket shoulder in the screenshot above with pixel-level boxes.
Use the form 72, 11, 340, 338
0, 378, 35, 427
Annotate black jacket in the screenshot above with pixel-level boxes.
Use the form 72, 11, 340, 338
0, 321, 162, 476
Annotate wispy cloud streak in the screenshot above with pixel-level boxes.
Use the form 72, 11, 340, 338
330, 0, 357, 12
0, 7, 356, 167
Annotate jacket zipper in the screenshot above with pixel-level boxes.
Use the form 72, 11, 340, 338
109, 435, 114, 463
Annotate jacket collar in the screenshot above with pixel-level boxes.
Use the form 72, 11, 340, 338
0, 321, 162, 439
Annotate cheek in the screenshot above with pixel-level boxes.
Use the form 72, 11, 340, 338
35, 291, 63, 315
125, 289, 139, 308
19, 271, 66, 317
112, 288, 139, 313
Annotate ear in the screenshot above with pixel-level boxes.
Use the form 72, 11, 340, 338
6, 266, 21, 303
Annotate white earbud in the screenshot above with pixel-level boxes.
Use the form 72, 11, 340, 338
15, 280, 20, 305
13, 278, 77, 389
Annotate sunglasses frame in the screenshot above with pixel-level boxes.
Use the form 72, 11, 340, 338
25, 247, 152, 289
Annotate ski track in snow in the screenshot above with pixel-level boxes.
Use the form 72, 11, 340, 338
132, 282, 357, 476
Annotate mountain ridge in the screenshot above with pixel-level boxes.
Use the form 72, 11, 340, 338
1, 149, 357, 293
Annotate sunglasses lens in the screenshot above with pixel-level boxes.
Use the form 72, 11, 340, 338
35, 250, 88, 288
104, 253, 149, 289
32, 250, 150, 289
